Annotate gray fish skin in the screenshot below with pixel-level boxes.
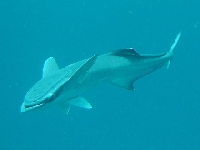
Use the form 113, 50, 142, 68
21, 33, 181, 113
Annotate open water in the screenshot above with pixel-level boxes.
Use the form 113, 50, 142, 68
0, 0, 200, 149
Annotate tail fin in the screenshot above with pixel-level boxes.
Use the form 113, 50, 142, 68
167, 32, 181, 69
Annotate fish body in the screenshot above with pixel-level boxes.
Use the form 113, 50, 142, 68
21, 33, 181, 114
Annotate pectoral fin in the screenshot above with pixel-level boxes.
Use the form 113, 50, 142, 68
59, 97, 92, 114
66, 55, 98, 89
68, 96, 92, 109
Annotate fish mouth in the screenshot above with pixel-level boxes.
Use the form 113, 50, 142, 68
20, 102, 43, 112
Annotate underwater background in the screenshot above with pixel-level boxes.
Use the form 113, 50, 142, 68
0, 0, 200, 149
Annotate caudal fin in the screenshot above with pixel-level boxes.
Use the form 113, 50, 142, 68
167, 32, 181, 69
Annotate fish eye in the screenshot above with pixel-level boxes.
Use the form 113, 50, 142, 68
49, 92, 54, 97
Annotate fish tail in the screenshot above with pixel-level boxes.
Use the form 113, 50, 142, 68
166, 32, 181, 69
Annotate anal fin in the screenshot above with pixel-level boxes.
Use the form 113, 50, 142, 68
111, 78, 135, 90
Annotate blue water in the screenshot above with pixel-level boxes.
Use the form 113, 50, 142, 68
0, 0, 200, 149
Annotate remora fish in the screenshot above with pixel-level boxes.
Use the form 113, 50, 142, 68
21, 33, 181, 114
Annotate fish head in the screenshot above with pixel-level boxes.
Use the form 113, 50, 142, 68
20, 75, 60, 112
21, 87, 54, 112
21, 94, 50, 112
20, 57, 72, 113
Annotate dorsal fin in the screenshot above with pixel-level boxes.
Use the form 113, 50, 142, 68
111, 48, 140, 57
42, 57, 59, 78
